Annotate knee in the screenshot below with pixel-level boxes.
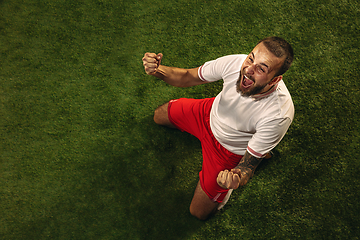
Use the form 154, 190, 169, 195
189, 206, 210, 221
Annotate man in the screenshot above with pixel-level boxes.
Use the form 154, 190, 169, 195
142, 37, 294, 220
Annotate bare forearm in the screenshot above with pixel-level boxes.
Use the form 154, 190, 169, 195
151, 65, 202, 88
151, 65, 184, 86
142, 52, 203, 87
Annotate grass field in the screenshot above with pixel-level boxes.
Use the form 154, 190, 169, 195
1, 0, 359, 239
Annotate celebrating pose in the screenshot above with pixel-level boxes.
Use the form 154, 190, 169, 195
142, 37, 294, 220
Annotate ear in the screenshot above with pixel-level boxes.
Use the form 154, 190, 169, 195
269, 75, 283, 86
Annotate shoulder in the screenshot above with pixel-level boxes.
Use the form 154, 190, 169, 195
199, 54, 247, 82
276, 80, 292, 98
202, 54, 247, 68
260, 80, 294, 122
276, 80, 294, 117
213, 54, 247, 65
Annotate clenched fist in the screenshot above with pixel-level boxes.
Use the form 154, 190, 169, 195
142, 52, 163, 75
217, 169, 242, 189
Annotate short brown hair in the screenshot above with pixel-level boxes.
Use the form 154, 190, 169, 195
258, 37, 294, 76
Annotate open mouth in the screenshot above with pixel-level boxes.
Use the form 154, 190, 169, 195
241, 74, 254, 89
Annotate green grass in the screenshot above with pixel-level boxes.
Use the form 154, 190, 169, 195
1, 0, 359, 239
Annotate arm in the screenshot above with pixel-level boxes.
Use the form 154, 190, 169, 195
217, 150, 263, 189
142, 52, 206, 87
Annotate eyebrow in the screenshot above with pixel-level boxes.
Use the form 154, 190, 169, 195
250, 52, 270, 69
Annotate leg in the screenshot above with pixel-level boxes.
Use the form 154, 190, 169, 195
189, 181, 219, 220
153, 102, 176, 128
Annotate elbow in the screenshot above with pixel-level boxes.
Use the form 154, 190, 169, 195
176, 70, 201, 87
176, 83, 190, 88
171, 82, 186, 88
174, 77, 192, 87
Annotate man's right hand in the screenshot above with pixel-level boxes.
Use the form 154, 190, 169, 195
142, 52, 163, 75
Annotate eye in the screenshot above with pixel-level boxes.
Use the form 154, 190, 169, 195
248, 57, 254, 63
257, 66, 265, 73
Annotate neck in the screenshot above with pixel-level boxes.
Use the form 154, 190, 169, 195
252, 83, 278, 99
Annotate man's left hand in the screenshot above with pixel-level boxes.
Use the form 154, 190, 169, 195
217, 169, 241, 189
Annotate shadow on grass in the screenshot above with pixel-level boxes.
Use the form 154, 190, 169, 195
91, 115, 206, 239
1, 117, 206, 240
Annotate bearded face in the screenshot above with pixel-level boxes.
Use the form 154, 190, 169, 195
236, 43, 285, 97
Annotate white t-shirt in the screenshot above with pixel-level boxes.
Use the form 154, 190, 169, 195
198, 54, 294, 158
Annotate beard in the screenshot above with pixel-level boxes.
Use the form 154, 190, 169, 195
236, 72, 268, 97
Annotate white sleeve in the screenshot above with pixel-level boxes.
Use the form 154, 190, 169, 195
247, 117, 292, 158
198, 54, 246, 82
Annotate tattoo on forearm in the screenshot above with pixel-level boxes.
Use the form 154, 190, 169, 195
235, 151, 263, 184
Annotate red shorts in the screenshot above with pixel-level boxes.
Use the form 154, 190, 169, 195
168, 98, 243, 203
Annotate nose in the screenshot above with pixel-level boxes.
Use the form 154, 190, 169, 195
245, 63, 255, 75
